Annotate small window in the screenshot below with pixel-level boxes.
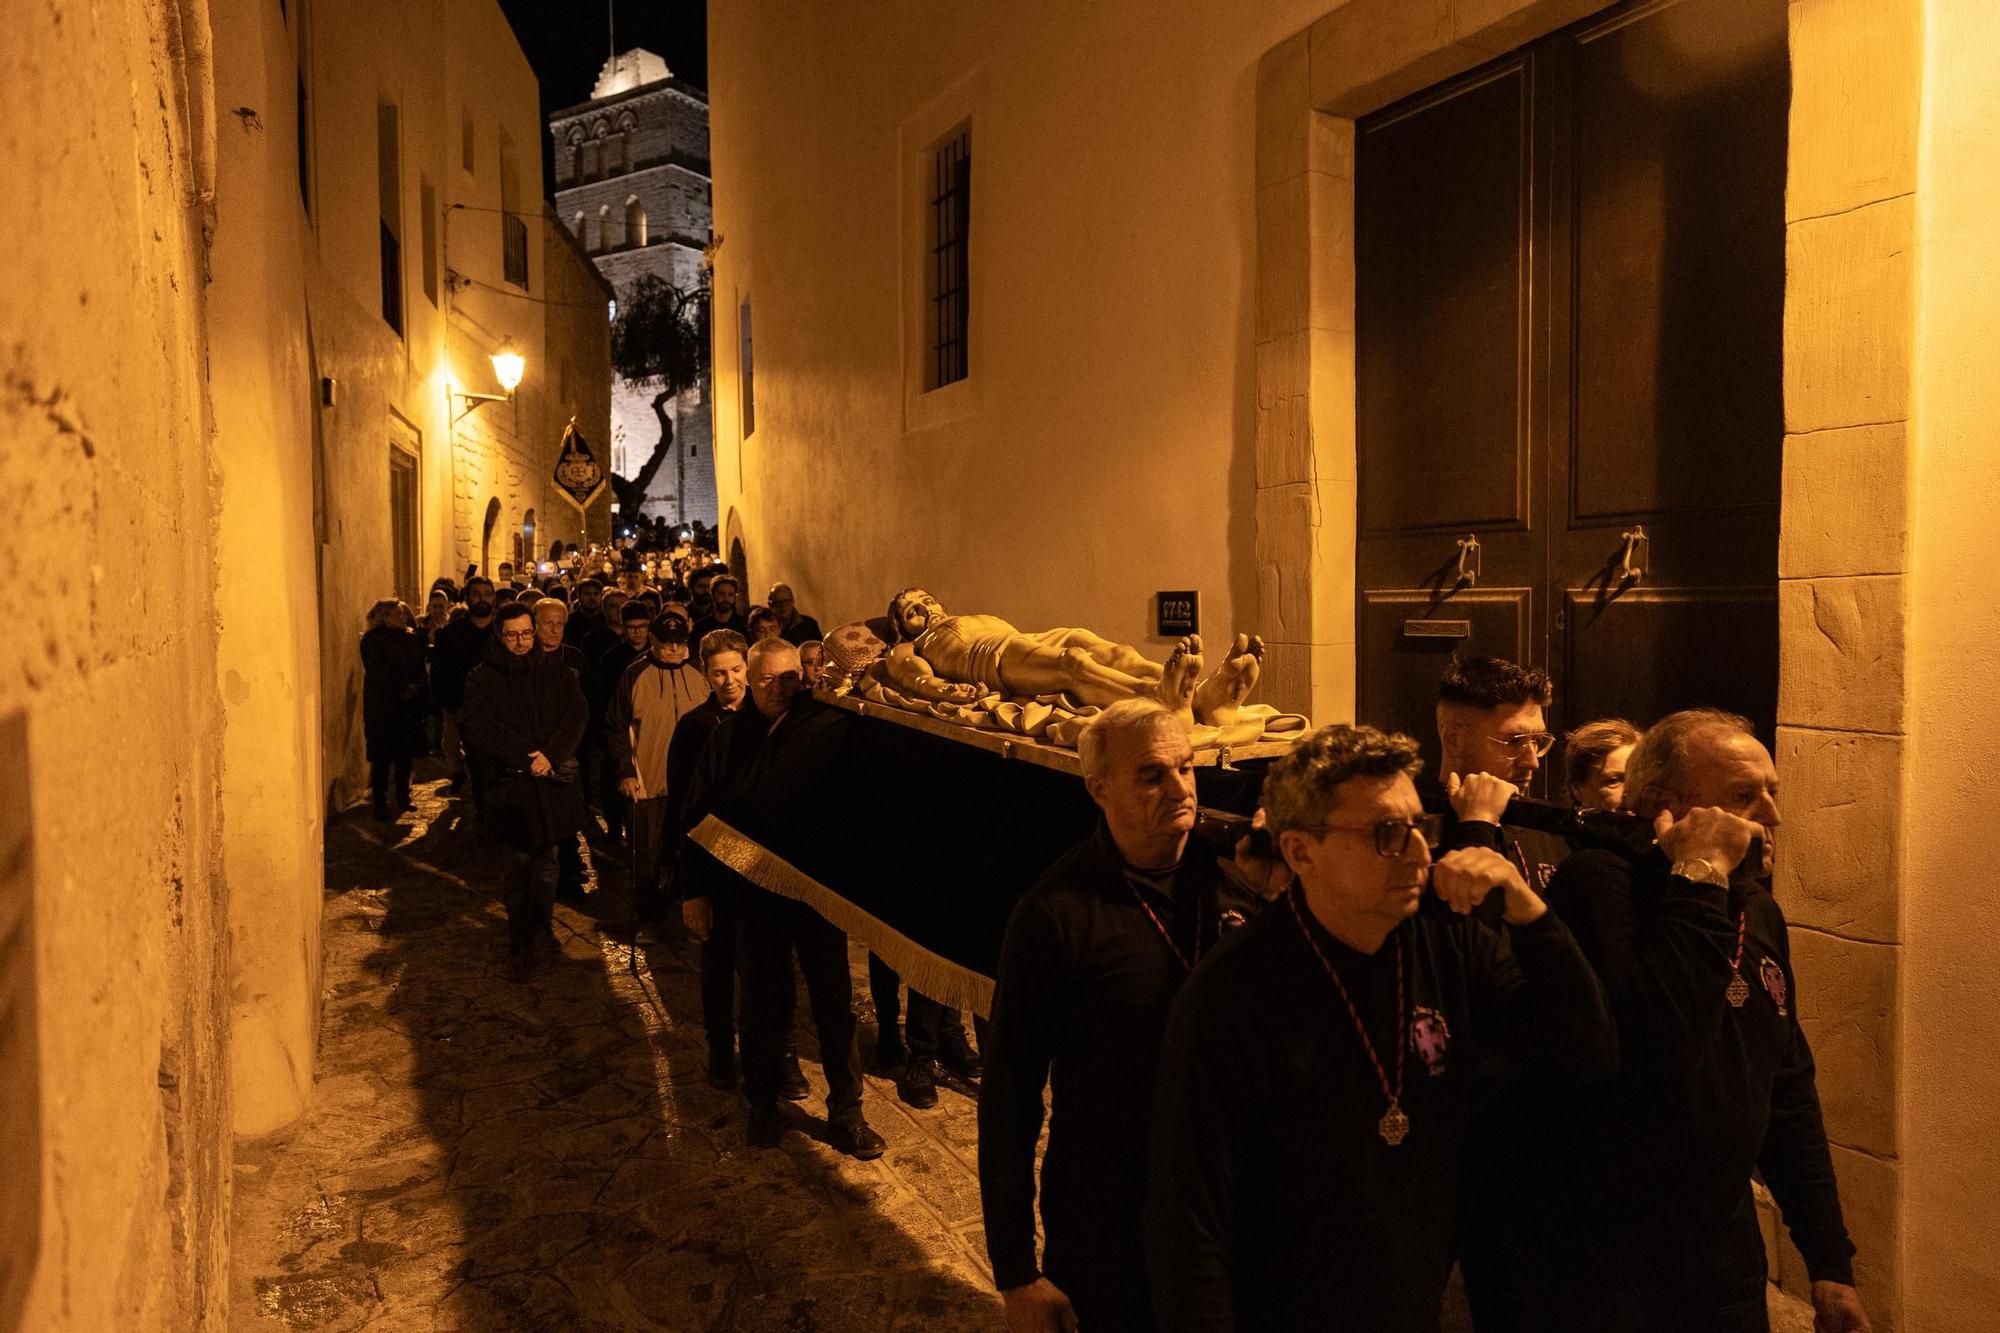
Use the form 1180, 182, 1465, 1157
926, 125, 971, 389
460, 105, 475, 174
739, 295, 756, 438
419, 177, 438, 306
625, 196, 647, 248
573, 210, 588, 250
378, 102, 403, 336
500, 140, 527, 289
389, 447, 418, 606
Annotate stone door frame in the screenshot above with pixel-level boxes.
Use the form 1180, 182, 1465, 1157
1253, 0, 1914, 1323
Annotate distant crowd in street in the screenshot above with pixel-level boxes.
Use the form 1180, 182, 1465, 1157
354, 547, 1872, 1333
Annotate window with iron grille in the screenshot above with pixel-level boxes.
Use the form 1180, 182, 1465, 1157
927, 126, 970, 390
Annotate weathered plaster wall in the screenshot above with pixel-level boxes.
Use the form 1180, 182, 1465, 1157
0, 0, 232, 1325
207, 0, 328, 1140
1904, 3, 2000, 1326
707, 0, 1335, 649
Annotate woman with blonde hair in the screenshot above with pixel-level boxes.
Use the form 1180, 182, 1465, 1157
361, 598, 428, 820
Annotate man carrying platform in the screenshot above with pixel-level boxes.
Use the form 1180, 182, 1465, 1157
979, 699, 1283, 1332
675, 638, 883, 1158
1144, 724, 1615, 1331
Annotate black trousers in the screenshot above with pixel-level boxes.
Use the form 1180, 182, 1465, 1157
700, 892, 739, 1057
629, 795, 672, 918
867, 954, 968, 1061
503, 846, 558, 946
370, 758, 412, 811
598, 755, 628, 838
735, 886, 862, 1118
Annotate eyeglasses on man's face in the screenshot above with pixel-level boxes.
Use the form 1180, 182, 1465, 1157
1305, 812, 1445, 857
1487, 730, 1555, 757
499, 629, 536, 643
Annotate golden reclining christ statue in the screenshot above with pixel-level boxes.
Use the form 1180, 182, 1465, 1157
838, 588, 1301, 749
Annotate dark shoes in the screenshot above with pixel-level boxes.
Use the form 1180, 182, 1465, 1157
871, 1035, 908, 1078
746, 1108, 785, 1149
827, 1116, 886, 1160
707, 1048, 739, 1091
897, 1057, 939, 1109
779, 1052, 811, 1102
939, 1030, 984, 1080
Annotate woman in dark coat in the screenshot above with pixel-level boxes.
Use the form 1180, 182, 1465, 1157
459, 605, 590, 963
360, 599, 429, 819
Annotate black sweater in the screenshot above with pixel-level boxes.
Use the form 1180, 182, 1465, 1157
977, 826, 1259, 1315
1145, 891, 1615, 1331
1520, 848, 1855, 1318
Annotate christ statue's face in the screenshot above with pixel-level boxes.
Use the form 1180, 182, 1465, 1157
892, 590, 945, 641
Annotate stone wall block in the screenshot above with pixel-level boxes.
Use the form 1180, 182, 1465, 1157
1784, 196, 1913, 434
1450, 0, 1613, 55
1308, 326, 1358, 485
1256, 331, 1309, 413
1774, 726, 1902, 942
1257, 176, 1311, 342
1257, 396, 1313, 491
1777, 575, 1905, 734
1309, 111, 1355, 182
1258, 640, 1314, 718
1310, 0, 1478, 116
1787, 0, 1920, 223
1780, 423, 1909, 579
1776, 1145, 1901, 1332
1308, 171, 1356, 334
1257, 34, 1311, 187
1307, 642, 1356, 724
1789, 929, 1899, 1158
1254, 482, 1317, 640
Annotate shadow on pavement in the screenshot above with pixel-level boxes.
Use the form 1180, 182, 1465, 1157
232, 775, 999, 1331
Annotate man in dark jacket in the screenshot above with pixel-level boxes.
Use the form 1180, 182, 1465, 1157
665, 629, 751, 1087
604, 610, 706, 922
534, 597, 592, 900
430, 577, 498, 803
767, 582, 824, 646
979, 699, 1278, 1332
689, 572, 749, 644
460, 602, 590, 970
1144, 724, 1615, 1332
564, 576, 606, 648
1515, 709, 1870, 1332
360, 603, 428, 820
676, 638, 882, 1158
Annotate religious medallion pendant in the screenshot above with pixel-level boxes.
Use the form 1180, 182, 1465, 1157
1726, 971, 1751, 1008
1379, 1102, 1410, 1147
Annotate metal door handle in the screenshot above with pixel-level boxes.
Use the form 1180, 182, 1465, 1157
1456, 535, 1481, 588
1617, 526, 1649, 583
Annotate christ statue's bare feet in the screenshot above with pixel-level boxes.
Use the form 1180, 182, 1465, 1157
1156, 635, 1204, 720
1193, 633, 1265, 725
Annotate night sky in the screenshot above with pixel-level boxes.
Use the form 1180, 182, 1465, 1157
498, 0, 708, 197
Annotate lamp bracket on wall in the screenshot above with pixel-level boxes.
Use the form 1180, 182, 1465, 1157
453, 391, 508, 425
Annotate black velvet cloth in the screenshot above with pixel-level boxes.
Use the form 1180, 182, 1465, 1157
688, 708, 1268, 986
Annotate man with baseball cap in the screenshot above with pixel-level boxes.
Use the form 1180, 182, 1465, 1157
604, 608, 706, 923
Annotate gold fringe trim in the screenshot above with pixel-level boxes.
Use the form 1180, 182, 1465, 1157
690, 815, 997, 1018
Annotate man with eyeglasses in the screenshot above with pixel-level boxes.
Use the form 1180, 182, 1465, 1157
460, 601, 591, 972
1145, 724, 1614, 1331
1434, 654, 1570, 891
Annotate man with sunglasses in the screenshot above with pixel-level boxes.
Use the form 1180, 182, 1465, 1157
1145, 724, 1614, 1331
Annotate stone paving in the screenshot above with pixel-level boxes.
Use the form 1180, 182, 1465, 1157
231, 780, 1001, 1331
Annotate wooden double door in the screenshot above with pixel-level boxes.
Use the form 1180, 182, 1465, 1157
1353, 0, 1789, 789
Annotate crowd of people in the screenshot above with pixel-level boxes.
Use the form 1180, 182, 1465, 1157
356, 560, 1870, 1332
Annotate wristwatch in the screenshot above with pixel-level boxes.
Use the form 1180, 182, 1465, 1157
1671, 857, 1728, 888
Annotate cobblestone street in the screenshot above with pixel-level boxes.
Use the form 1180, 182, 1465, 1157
230, 781, 1001, 1331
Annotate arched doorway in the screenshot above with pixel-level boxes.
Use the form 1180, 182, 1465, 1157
480, 497, 501, 579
